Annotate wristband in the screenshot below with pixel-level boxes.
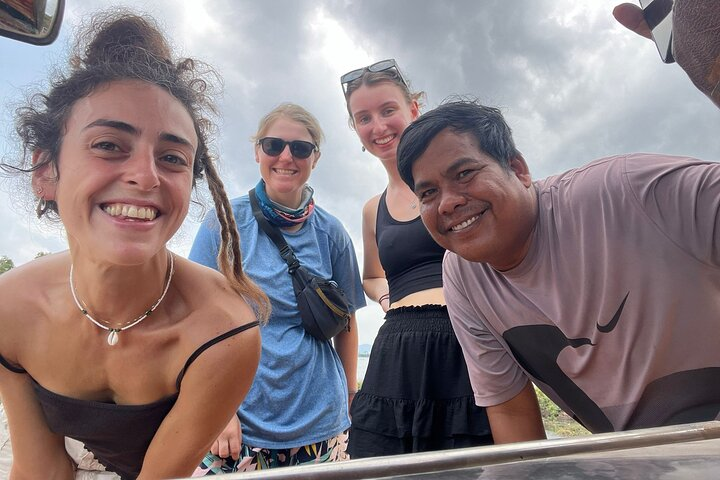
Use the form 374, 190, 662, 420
378, 293, 390, 304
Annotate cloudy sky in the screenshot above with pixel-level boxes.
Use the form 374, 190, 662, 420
0, 0, 718, 345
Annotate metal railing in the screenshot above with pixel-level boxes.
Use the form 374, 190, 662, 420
182, 421, 720, 480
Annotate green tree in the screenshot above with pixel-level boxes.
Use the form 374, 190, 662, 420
0, 255, 14, 274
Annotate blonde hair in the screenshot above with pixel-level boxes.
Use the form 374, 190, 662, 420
253, 103, 325, 148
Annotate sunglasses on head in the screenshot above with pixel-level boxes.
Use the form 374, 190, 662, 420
340, 59, 408, 93
257, 137, 318, 159
639, 0, 675, 63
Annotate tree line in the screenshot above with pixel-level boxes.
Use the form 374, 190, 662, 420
0, 252, 50, 275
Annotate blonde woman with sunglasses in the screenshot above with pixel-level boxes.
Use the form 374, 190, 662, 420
341, 60, 495, 458
190, 103, 366, 473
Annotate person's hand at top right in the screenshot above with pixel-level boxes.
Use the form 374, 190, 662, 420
613, 3, 653, 39
613, 1, 720, 108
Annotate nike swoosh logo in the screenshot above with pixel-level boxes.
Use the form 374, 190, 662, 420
597, 292, 629, 333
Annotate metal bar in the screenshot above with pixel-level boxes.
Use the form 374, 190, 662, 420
182, 421, 720, 480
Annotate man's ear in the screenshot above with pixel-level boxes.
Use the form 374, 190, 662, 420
31, 150, 57, 200
509, 154, 533, 188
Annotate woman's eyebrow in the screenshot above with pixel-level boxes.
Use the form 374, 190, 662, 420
160, 132, 194, 148
83, 118, 137, 134
83, 119, 193, 147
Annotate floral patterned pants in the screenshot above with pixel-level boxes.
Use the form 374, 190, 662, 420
193, 431, 349, 475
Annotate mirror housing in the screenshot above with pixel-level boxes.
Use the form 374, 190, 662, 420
0, 0, 64, 45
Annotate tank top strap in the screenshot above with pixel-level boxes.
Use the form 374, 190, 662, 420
175, 321, 259, 389
0, 353, 26, 374
375, 189, 390, 241
378, 189, 389, 213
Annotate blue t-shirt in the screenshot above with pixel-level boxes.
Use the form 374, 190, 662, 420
189, 194, 366, 448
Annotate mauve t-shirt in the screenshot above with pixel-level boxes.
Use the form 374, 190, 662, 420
445, 153, 720, 433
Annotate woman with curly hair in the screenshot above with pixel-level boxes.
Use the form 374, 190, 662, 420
0, 10, 266, 480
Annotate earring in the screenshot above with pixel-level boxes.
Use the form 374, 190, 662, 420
361, 146, 366, 152
36, 197, 49, 218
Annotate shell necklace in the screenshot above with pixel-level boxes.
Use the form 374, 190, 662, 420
69, 253, 175, 346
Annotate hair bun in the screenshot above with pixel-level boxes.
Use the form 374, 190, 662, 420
77, 12, 171, 69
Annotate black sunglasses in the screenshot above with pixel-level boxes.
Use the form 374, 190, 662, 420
257, 137, 318, 159
639, 0, 674, 63
340, 59, 408, 93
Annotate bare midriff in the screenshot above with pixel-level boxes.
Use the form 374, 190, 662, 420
389, 287, 445, 309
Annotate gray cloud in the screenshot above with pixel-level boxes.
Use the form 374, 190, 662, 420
1, 0, 718, 342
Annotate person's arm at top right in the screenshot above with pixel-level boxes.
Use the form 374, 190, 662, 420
361, 195, 391, 312
614, 1, 720, 108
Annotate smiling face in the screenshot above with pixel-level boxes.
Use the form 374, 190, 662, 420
255, 116, 319, 208
33, 79, 197, 265
347, 82, 419, 165
412, 129, 538, 270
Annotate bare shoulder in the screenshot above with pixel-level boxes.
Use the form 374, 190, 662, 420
168, 257, 260, 386
0, 252, 70, 360
0, 251, 66, 305
171, 256, 257, 336
363, 194, 382, 221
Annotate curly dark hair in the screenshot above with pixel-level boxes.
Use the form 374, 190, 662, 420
3, 9, 269, 319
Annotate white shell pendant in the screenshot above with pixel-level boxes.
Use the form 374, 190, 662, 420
107, 330, 120, 346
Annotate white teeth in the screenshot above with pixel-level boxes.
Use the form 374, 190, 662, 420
451, 215, 479, 232
275, 169, 295, 175
103, 203, 157, 221
375, 135, 394, 145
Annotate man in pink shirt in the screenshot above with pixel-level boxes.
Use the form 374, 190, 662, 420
396, 100, 720, 443
391, 1, 719, 444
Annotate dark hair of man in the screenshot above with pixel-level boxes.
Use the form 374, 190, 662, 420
397, 99, 521, 189
2, 10, 270, 319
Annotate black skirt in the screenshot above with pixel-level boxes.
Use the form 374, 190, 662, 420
348, 305, 493, 458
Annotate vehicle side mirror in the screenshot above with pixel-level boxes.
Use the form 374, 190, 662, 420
0, 0, 64, 46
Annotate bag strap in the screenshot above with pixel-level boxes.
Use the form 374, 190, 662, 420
249, 188, 301, 273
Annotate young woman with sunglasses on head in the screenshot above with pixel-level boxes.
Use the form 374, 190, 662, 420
190, 103, 366, 473
0, 11, 266, 480
341, 60, 494, 458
